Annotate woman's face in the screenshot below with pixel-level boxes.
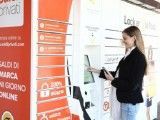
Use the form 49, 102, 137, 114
122, 32, 135, 49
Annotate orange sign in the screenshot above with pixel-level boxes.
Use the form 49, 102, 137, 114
37, 98, 69, 113
38, 20, 68, 33
39, 0, 72, 22
38, 67, 65, 78
0, 0, 31, 120
38, 44, 65, 54
38, 56, 65, 66
37, 0, 73, 119
37, 87, 67, 101
38, 32, 66, 44
37, 107, 71, 120
37, 78, 66, 90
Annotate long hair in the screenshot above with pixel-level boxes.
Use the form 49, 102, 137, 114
122, 26, 147, 74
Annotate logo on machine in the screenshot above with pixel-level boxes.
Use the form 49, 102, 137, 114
124, 15, 140, 26
40, 83, 50, 98
0, 0, 24, 27
40, 114, 48, 120
1, 111, 14, 120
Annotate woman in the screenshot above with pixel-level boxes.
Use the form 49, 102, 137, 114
88, 26, 147, 120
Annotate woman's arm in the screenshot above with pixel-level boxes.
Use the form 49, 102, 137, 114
87, 66, 101, 74
111, 54, 146, 91
87, 66, 114, 80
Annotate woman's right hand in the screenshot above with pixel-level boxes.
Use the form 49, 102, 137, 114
87, 66, 95, 72
104, 72, 114, 81
86, 66, 100, 73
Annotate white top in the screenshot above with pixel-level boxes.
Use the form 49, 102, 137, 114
124, 46, 136, 59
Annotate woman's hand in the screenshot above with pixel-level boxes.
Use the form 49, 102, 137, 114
104, 71, 114, 81
87, 66, 100, 74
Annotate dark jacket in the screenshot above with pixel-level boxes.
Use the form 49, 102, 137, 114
100, 47, 147, 104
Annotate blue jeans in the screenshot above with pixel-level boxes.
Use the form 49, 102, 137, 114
121, 103, 140, 120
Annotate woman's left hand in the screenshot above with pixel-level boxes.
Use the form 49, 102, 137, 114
104, 72, 114, 81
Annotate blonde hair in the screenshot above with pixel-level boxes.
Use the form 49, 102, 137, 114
122, 26, 147, 74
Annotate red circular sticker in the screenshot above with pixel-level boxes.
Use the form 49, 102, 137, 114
103, 101, 109, 111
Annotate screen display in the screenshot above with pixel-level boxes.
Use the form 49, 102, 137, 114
84, 55, 95, 84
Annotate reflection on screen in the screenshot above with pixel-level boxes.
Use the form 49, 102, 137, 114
84, 55, 95, 84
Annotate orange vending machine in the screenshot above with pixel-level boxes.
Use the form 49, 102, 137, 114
0, 0, 31, 120
0, 0, 78, 120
